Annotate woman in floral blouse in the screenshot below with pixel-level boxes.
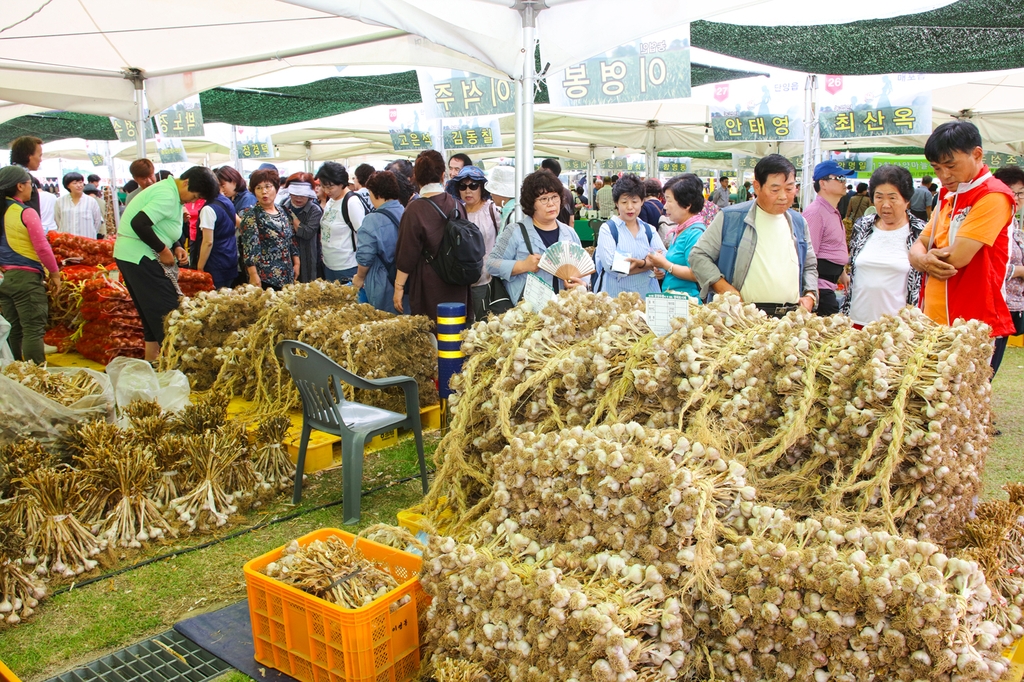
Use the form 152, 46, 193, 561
239, 168, 299, 290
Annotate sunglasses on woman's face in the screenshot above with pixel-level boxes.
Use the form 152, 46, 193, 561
458, 181, 481, 192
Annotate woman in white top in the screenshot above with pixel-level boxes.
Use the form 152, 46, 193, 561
841, 164, 926, 327
55, 172, 103, 239
594, 173, 665, 299
314, 161, 365, 282
448, 165, 500, 320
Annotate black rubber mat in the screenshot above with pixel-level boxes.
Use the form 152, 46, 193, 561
43, 629, 231, 682
174, 600, 295, 682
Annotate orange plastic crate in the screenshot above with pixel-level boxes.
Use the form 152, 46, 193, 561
244, 528, 427, 682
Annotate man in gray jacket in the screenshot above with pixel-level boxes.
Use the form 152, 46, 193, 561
690, 154, 819, 317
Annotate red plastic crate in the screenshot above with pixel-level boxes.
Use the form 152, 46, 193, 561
244, 528, 427, 682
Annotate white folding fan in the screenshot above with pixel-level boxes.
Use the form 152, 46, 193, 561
538, 241, 596, 284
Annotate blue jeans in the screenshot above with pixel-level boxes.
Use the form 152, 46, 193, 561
323, 265, 357, 283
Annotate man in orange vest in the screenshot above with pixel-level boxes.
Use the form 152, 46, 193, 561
909, 121, 1016, 347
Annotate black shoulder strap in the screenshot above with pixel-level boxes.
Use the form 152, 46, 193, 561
423, 195, 451, 220
517, 222, 533, 255
340, 193, 358, 250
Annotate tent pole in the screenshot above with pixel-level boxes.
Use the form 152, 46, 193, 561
231, 126, 241, 172
304, 141, 313, 174
105, 140, 120, 231
514, 72, 524, 221
128, 71, 147, 161
587, 143, 595, 211
521, 2, 537, 193
800, 75, 817, 210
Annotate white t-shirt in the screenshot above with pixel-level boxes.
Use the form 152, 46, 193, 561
37, 189, 58, 232
740, 207, 800, 304
849, 224, 912, 326
55, 193, 103, 239
320, 192, 366, 271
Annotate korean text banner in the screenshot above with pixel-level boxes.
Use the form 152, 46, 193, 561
418, 68, 515, 119
155, 95, 204, 139
155, 136, 187, 164
442, 118, 502, 150
658, 159, 690, 174
389, 109, 440, 152
109, 117, 155, 144
548, 27, 691, 108
235, 126, 273, 159
818, 74, 931, 139
711, 76, 804, 142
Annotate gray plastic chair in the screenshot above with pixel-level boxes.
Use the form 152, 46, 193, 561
276, 340, 429, 524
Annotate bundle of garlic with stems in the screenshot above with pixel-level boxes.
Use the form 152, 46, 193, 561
17, 467, 104, 579
252, 415, 295, 492
169, 432, 244, 532
0, 519, 45, 625
210, 282, 367, 413
422, 428, 1017, 681
263, 537, 407, 611
220, 421, 263, 510
172, 394, 229, 435
160, 285, 272, 390
80, 447, 175, 549
148, 435, 186, 510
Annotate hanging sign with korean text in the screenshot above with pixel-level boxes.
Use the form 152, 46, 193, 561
235, 126, 273, 159
109, 117, 155, 144
442, 118, 502, 150
560, 159, 590, 171
155, 136, 188, 164
732, 154, 760, 169
600, 158, 645, 172
155, 95, 204, 138
818, 74, 931, 139
658, 159, 690, 174
710, 75, 804, 142
983, 151, 1024, 170
418, 69, 515, 119
548, 27, 691, 107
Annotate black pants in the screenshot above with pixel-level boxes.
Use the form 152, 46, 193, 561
817, 289, 840, 316
992, 311, 1024, 379
116, 257, 180, 343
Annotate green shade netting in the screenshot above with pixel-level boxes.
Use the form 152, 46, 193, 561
0, 63, 763, 145
691, 0, 1024, 74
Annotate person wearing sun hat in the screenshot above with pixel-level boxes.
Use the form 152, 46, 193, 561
488, 165, 517, 228
448, 165, 501, 319
804, 159, 857, 315
0, 165, 61, 364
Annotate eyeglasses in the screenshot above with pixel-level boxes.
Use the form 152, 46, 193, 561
536, 194, 561, 205
824, 175, 847, 183
458, 181, 481, 191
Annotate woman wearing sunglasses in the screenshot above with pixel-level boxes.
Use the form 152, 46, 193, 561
447, 165, 501, 319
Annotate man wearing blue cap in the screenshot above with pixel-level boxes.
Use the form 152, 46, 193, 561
804, 160, 857, 315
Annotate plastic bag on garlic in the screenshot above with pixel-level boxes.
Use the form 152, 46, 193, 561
0, 367, 114, 450
106, 356, 190, 418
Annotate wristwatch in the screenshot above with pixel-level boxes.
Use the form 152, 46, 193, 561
802, 290, 819, 311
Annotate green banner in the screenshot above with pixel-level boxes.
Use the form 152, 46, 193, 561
418, 71, 515, 119
658, 160, 690, 174
549, 28, 690, 107
88, 152, 105, 167
560, 159, 589, 171
819, 105, 928, 139
733, 155, 760, 169
600, 158, 645, 172
719, 170, 738, 178
712, 114, 799, 142
984, 151, 1024, 169
835, 158, 871, 172
442, 124, 499, 150
390, 129, 434, 151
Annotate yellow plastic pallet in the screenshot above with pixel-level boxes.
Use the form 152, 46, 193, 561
0, 659, 21, 682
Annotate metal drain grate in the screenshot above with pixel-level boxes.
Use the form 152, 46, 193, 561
44, 629, 232, 682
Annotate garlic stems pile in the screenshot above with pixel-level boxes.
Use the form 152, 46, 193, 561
0, 520, 45, 625
263, 537, 406, 611
252, 416, 295, 492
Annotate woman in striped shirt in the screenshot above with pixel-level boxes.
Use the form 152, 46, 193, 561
55, 172, 103, 239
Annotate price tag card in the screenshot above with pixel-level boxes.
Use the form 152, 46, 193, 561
646, 292, 693, 336
522, 273, 555, 312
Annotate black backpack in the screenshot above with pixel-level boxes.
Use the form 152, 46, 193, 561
340, 191, 372, 250
422, 197, 485, 287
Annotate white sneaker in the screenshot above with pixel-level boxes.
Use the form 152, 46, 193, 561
44, 344, 58, 354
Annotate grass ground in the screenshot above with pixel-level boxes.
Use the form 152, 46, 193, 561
0, 433, 438, 682
5, 348, 1024, 682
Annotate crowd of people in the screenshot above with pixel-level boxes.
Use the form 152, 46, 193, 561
2, 120, 1022, 386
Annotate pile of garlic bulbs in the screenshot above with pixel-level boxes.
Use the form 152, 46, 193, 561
421, 422, 1017, 681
